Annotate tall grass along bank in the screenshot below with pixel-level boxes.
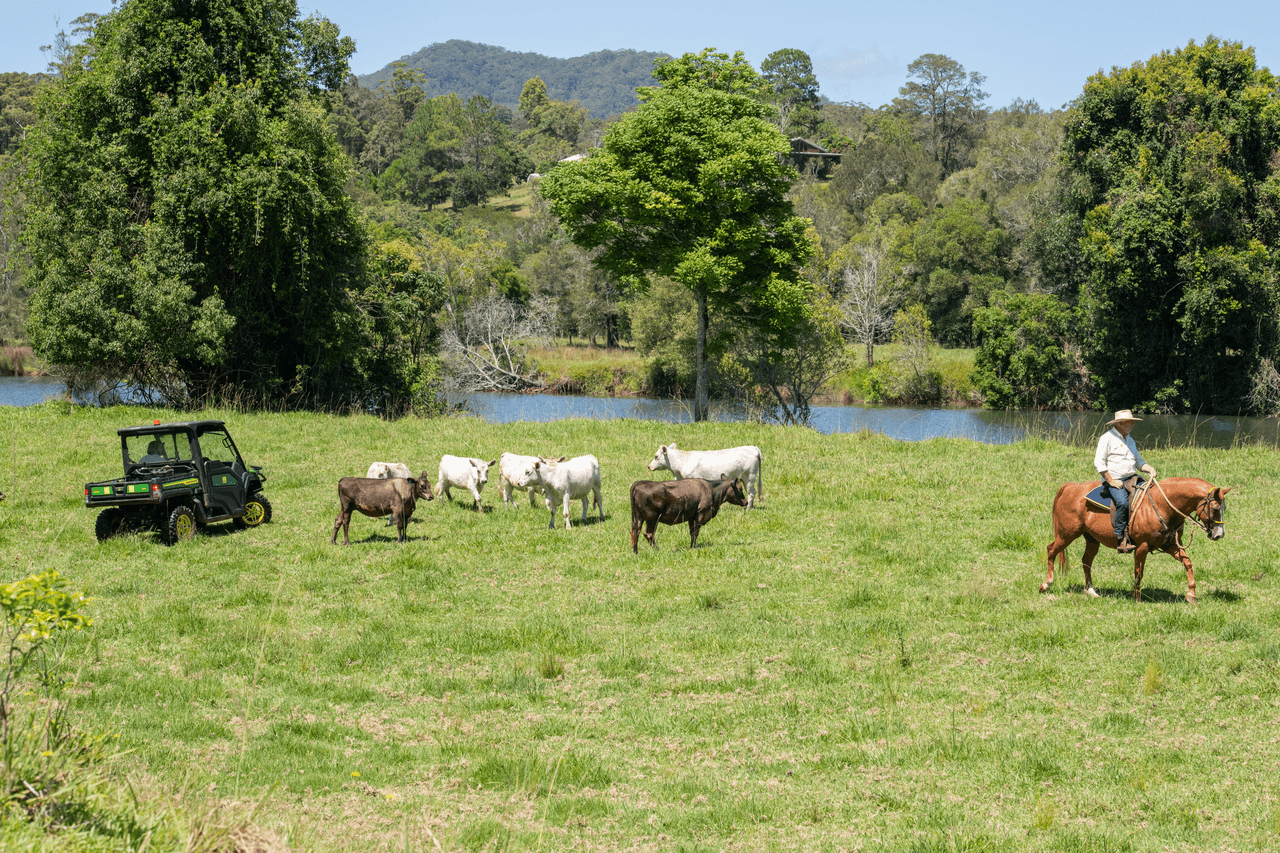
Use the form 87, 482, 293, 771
1, 402, 1278, 852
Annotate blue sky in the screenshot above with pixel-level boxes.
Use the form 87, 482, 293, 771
4, 0, 1277, 111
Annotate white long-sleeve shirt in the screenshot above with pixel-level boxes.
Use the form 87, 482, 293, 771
1094, 428, 1146, 479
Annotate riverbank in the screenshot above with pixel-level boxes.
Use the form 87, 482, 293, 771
531, 342, 980, 406
2, 404, 1277, 852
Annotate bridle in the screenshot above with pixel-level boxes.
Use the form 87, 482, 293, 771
1145, 478, 1226, 542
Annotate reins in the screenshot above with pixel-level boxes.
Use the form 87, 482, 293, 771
1139, 477, 1222, 546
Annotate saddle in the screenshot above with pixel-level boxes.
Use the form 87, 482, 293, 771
1085, 477, 1148, 538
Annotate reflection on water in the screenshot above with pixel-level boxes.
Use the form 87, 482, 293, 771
0, 375, 65, 408
5, 376, 1277, 449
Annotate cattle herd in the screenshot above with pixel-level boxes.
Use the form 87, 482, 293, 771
330, 442, 764, 551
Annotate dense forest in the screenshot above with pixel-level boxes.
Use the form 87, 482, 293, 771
357, 40, 667, 119
2, 1, 1278, 420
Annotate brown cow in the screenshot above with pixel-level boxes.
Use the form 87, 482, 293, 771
630, 477, 747, 553
332, 473, 435, 545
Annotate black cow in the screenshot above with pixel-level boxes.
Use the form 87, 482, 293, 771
629, 477, 747, 553
332, 473, 435, 545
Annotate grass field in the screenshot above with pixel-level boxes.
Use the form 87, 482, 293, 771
2, 402, 1279, 852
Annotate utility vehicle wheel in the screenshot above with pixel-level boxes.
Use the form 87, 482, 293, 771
235, 493, 272, 529
166, 505, 197, 545
95, 507, 127, 541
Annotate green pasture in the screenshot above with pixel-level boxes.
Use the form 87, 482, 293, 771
2, 403, 1279, 852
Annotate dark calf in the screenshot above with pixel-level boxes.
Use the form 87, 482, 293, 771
332, 472, 435, 545
630, 476, 747, 553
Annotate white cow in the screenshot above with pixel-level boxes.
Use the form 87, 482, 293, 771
435, 455, 497, 510
511, 455, 604, 530
647, 442, 762, 508
498, 452, 565, 508
366, 461, 411, 480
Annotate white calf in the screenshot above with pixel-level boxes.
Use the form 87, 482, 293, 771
366, 461, 411, 480
435, 455, 497, 510
498, 452, 565, 508
512, 454, 604, 530
647, 442, 762, 508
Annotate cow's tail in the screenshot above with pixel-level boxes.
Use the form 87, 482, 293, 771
755, 450, 763, 498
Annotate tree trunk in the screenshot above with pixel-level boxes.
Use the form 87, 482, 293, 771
866, 340, 874, 367
695, 289, 709, 422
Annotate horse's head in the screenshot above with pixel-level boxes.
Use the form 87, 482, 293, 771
1198, 486, 1231, 540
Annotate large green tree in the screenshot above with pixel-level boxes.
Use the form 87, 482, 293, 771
386, 93, 532, 209
20, 0, 374, 406
761, 48, 819, 135
1058, 36, 1280, 413
894, 54, 988, 177
540, 49, 813, 420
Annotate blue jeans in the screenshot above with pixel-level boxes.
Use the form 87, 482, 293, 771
1105, 477, 1135, 541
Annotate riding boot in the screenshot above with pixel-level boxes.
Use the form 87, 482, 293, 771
1117, 534, 1136, 554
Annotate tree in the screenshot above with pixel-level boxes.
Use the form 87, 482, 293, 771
906, 197, 1011, 345
725, 291, 847, 425
390, 93, 532, 209
972, 291, 1077, 409
837, 230, 898, 367
761, 48, 819, 135
21, 0, 369, 406
541, 49, 813, 420
894, 54, 988, 177
1058, 36, 1280, 413
440, 294, 555, 391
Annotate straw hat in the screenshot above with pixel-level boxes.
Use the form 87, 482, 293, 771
1106, 409, 1142, 425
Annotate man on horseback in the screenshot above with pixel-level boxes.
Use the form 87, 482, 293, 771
1094, 409, 1157, 554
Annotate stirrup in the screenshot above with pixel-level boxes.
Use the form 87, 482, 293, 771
1117, 537, 1136, 554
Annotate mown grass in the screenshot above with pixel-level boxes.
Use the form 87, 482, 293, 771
1, 402, 1279, 851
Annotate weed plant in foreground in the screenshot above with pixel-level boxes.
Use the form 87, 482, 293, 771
1, 402, 1279, 852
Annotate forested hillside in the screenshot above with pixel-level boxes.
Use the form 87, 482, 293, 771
5, 8, 1279, 420
358, 40, 666, 118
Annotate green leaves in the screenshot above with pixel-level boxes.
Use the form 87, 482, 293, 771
542, 49, 813, 419
1061, 36, 1280, 412
20, 0, 371, 407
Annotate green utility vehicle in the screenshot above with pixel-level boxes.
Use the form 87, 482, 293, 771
85, 419, 271, 544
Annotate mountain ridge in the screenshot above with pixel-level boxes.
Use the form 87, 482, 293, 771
357, 39, 668, 119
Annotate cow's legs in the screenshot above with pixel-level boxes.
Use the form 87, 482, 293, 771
394, 509, 407, 543
644, 518, 659, 549
1079, 539, 1100, 596
332, 509, 351, 545
689, 520, 701, 548
630, 514, 641, 552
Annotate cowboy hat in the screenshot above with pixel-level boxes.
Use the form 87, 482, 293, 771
1106, 409, 1142, 425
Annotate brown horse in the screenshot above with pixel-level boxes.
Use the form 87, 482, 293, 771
1043, 477, 1229, 602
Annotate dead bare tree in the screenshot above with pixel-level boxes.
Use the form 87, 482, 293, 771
441, 295, 556, 392
838, 237, 897, 367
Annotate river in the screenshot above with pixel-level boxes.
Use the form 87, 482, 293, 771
4, 375, 1277, 448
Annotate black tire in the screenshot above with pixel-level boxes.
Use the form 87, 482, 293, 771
234, 492, 272, 529
165, 505, 197, 545
95, 507, 127, 541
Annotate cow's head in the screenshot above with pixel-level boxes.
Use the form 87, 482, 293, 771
648, 443, 677, 472
472, 459, 497, 484
513, 459, 546, 489
716, 476, 748, 509
413, 473, 436, 501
